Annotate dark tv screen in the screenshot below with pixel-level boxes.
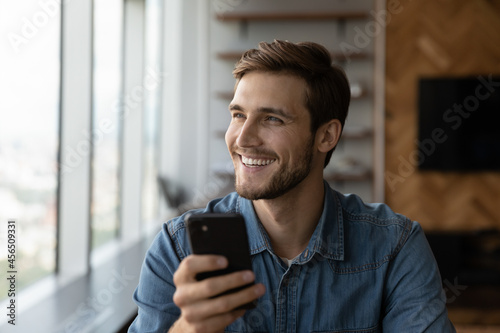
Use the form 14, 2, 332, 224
418, 76, 500, 171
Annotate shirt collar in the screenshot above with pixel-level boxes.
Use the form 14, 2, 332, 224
236, 181, 345, 262
306, 180, 344, 261
236, 196, 271, 256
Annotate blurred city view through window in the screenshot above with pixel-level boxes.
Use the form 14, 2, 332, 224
0, 1, 60, 299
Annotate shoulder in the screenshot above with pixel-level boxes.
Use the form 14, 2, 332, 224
332, 190, 421, 270
336, 191, 411, 228
335, 191, 413, 237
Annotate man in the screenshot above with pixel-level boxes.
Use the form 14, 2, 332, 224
129, 40, 456, 332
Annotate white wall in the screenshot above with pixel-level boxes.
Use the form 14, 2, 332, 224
160, 0, 210, 206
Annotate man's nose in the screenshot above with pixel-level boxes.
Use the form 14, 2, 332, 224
236, 120, 262, 148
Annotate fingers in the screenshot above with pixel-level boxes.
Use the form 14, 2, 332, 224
173, 309, 246, 333
174, 255, 258, 306
183, 307, 246, 330
174, 255, 228, 285
177, 284, 265, 333
195, 270, 257, 300
183, 283, 265, 320
171, 254, 266, 333
174, 268, 257, 307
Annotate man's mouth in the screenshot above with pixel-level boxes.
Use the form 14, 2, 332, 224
241, 155, 276, 167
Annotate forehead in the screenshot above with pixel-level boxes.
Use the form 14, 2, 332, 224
231, 72, 308, 115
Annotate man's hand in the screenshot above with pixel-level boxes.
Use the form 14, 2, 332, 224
169, 254, 266, 333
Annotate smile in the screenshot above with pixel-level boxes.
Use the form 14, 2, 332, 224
241, 155, 276, 167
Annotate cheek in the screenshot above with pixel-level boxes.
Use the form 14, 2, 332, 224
282, 133, 314, 159
276, 128, 308, 147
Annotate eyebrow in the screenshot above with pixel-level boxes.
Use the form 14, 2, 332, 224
229, 104, 294, 120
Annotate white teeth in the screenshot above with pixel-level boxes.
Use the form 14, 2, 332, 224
241, 156, 275, 167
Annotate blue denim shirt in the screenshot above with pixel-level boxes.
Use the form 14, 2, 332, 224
130, 182, 456, 332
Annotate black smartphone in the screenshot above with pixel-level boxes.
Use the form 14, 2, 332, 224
185, 212, 256, 309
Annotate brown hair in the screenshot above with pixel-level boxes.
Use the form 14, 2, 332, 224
233, 40, 350, 167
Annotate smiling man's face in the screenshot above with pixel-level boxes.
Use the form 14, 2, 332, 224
225, 71, 317, 200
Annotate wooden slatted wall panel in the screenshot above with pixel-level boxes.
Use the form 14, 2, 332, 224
385, 0, 500, 231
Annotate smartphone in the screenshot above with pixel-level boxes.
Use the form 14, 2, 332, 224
186, 212, 256, 309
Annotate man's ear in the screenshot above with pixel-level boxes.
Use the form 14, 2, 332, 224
316, 119, 342, 153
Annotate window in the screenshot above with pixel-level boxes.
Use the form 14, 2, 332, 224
0, 0, 60, 298
142, 0, 164, 225
91, 0, 124, 249
0, 1, 168, 329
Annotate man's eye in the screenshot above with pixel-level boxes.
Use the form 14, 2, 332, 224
267, 116, 283, 123
232, 113, 245, 119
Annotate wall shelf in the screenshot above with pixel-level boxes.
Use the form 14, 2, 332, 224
214, 127, 373, 140
216, 50, 371, 62
216, 89, 369, 101
216, 91, 235, 100
213, 170, 372, 182
212, 171, 234, 179
325, 170, 372, 182
216, 11, 369, 22
342, 127, 373, 139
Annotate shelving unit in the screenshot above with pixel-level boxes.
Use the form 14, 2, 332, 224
215, 12, 369, 22
208, 0, 385, 202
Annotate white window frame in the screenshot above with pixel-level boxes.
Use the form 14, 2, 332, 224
58, 0, 93, 280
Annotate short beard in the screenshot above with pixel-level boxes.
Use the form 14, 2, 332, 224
234, 136, 315, 200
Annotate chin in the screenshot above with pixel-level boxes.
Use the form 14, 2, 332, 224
235, 182, 295, 201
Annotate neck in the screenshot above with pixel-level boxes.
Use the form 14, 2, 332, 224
252, 173, 325, 259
